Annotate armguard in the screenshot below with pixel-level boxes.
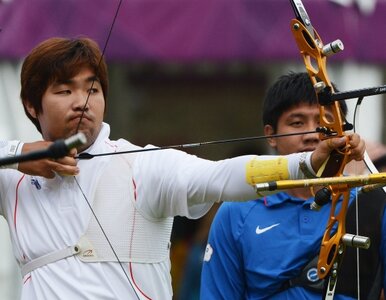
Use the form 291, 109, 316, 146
0, 140, 23, 170
245, 157, 289, 185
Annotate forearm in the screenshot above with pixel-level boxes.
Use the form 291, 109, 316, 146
133, 149, 315, 217
1, 140, 78, 177
186, 152, 314, 204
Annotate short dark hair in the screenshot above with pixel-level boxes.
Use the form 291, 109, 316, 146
262, 72, 347, 131
20, 37, 108, 133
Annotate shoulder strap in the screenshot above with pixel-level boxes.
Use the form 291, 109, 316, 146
280, 255, 324, 293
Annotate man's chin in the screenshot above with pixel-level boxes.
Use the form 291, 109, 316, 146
67, 123, 102, 151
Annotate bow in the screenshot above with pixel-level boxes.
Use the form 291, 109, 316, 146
4, 1, 384, 298
289, 0, 385, 298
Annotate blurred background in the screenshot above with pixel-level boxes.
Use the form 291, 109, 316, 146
0, 0, 385, 299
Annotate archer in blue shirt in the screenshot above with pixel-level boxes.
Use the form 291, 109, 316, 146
200, 72, 386, 300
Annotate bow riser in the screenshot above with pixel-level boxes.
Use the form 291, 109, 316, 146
290, 19, 345, 140
318, 189, 350, 280
289, 1, 354, 289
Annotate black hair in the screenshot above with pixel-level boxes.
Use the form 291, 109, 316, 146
262, 72, 348, 131
21, 37, 108, 133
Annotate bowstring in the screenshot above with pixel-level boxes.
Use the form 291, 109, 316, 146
71, 0, 141, 298
75, 0, 123, 133
352, 96, 365, 300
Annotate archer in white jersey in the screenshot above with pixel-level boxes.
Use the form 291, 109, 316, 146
0, 37, 365, 299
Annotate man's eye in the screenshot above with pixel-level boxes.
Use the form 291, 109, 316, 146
55, 90, 71, 95
88, 88, 98, 94
290, 121, 303, 126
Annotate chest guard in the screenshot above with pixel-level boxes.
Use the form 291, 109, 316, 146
21, 152, 174, 277
76, 154, 173, 264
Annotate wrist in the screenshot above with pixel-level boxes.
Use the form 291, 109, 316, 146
299, 152, 317, 178
0, 140, 23, 170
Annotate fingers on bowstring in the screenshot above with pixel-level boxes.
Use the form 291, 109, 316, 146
68, 148, 78, 157
326, 136, 347, 150
48, 159, 79, 176
345, 133, 365, 161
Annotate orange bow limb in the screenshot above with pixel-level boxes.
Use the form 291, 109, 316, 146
290, 19, 346, 141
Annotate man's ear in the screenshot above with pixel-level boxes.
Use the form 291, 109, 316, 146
24, 100, 38, 118
264, 124, 277, 149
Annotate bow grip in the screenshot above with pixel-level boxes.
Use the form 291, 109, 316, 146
319, 149, 346, 177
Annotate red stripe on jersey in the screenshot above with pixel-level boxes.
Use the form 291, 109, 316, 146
129, 262, 152, 300
13, 174, 26, 231
132, 179, 137, 201
23, 274, 31, 284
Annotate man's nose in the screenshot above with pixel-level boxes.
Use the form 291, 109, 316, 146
303, 131, 320, 141
303, 122, 320, 142
72, 91, 89, 111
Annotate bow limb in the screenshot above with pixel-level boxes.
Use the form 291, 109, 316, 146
354, 97, 386, 182
289, 18, 346, 141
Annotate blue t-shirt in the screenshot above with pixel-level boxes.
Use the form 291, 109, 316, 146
200, 189, 385, 299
